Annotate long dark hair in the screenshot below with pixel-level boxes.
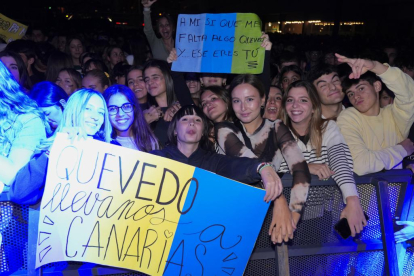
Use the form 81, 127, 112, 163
143, 59, 176, 107
199, 85, 233, 122
46, 51, 73, 82
229, 74, 266, 98
0, 50, 32, 90
167, 105, 213, 151
104, 85, 159, 152
30, 81, 68, 107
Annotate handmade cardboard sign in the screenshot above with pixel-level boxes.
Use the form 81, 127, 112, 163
0, 14, 27, 43
172, 13, 264, 74
36, 134, 269, 275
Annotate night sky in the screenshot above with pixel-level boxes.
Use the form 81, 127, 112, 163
3, 0, 414, 36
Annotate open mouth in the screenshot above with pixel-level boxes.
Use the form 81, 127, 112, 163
266, 107, 278, 113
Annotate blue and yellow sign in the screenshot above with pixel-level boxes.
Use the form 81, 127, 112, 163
172, 13, 265, 74
36, 134, 269, 275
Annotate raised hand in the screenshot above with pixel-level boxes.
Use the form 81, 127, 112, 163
336, 53, 388, 78
335, 53, 375, 79
141, 0, 157, 8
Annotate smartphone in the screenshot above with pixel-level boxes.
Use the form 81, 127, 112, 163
334, 212, 369, 239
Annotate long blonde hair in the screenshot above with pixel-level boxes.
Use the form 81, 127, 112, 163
282, 80, 327, 157
40, 89, 112, 149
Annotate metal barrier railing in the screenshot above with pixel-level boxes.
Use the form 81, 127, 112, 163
1, 170, 413, 276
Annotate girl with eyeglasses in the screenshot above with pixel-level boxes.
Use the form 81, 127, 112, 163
104, 85, 159, 152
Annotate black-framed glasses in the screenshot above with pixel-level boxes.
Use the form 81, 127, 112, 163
108, 103, 134, 115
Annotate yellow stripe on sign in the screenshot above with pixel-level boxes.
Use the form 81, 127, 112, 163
231, 13, 265, 74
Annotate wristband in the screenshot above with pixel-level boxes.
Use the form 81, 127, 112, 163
143, 7, 151, 11
257, 162, 272, 174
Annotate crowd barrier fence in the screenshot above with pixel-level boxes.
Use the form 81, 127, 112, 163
0, 170, 413, 276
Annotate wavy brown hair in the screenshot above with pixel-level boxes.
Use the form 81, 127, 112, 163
282, 80, 327, 157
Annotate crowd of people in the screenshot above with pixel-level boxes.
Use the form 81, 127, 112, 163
1, 1, 414, 266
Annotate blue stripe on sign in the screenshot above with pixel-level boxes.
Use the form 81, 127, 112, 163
173, 14, 206, 72
200, 13, 237, 73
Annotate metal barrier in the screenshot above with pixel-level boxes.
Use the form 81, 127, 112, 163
1, 170, 413, 276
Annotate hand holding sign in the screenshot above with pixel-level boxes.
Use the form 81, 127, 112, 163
260, 32, 272, 51
36, 135, 269, 275
172, 13, 265, 74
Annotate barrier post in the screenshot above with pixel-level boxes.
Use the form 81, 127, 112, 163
27, 203, 40, 276
276, 244, 290, 276
374, 178, 399, 276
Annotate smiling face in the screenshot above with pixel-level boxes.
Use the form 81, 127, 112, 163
200, 90, 228, 123
264, 87, 282, 121
1, 56, 20, 82
144, 67, 166, 98
40, 105, 63, 130
108, 93, 134, 137
186, 79, 201, 94
83, 94, 105, 136
285, 87, 314, 127
127, 69, 147, 103
313, 72, 344, 106
346, 80, 381, 116
158, 17, 173, 40
281, 71, 301, 92
56, 70, 77, 95
231, 83, 265, 125
108, 48, 124, 67
175, 114, 204, 146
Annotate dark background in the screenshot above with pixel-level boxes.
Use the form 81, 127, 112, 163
3, 0, 414, 37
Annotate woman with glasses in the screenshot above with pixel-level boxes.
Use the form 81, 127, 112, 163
104, 85, 159, 152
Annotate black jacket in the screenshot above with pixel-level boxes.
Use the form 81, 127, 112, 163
151, 145, 263, 185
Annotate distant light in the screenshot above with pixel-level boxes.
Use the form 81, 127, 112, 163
159, 13, 162, 16
95, 10, 98, 12
49, 7, 51, 10
142, 23, 145, 27
66, 15, 68, 18
116, 22, 121, 25
268, 22, 271, 27
108, 17, 112, 22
